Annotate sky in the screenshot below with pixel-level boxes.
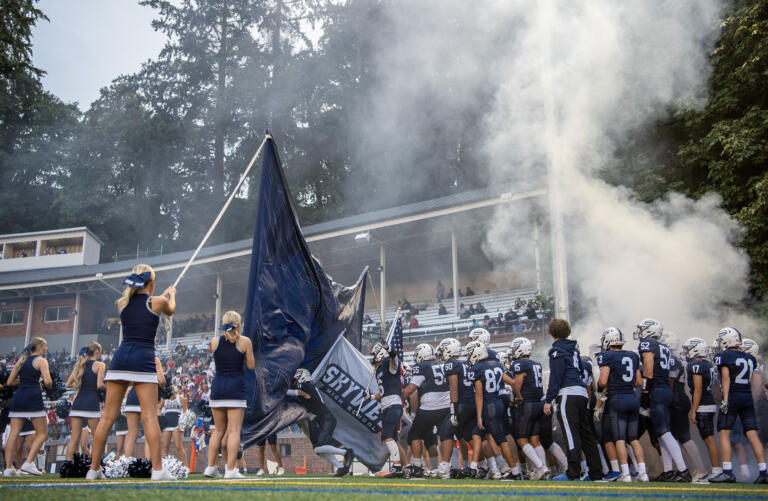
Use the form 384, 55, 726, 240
31, 0, 166, 110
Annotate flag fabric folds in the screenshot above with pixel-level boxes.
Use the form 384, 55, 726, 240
240, 135, 368, 448
389, 316, 404, 360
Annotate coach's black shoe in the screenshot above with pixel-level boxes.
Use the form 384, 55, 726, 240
709, 471, 736, 483
384, 465, 405, 478
651, 470, 676, 482
461, 467, 471, 478
335, 448, 354, 477
410, 465, 425, 478
501, 471, 522, 481
672, 469, 691, 483
477, 467, 489, 479
469, 467, 479, 478
450, 468, 463, 479
754, 471, 768, 484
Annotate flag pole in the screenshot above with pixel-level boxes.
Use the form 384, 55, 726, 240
356, 308, 401, 417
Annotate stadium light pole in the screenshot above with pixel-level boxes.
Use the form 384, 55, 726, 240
533, 221, 542, 294
24, 296, 34, 346
70, 291, 81, 359
214, 274, 222, 333
379, 245, 386, 331
451, 231, 459, 316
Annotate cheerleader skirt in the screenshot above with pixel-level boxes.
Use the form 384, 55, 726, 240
9, 384, 46, 419
209, 372, 247, 408
162, 412, 180, 431
105, 342, 157, 383
70, 390, 101, 419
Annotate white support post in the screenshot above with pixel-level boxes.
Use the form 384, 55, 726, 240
380, 245, 386, 330
533, 221, 542, 293
549, 180, 570, 322
451, 231, 459, 316
215, 274, 222, 333
24, 296, 34, 346
70, 292, 81, 358
166, 317, 173, 353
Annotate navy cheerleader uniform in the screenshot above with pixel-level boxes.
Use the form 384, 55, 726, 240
106, 293, 160, 383
19, 419, 35, 437
9, 356, 46, 419
161, 395, 183, 431
70, 360, 101, 419
124, 388, 141, 413
210, 335, 247, 408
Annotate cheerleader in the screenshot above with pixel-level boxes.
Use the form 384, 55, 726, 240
161, 386, 189, 468
3, 337, 52, 476
204, 311, 255, 479
65, 342, 106, 461
87, 264, 176, 480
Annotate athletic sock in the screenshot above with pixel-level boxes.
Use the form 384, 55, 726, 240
580, 460, 588, 474
439, 461, 451, 473
314, 445, 346, 456
549, 443, 568, 470
511, 465, 521, 475
682, 441, 705, 474
610, 459, 620, 473
598, 447, 609, 475
470, 461, 478, 470
412, 458, 423, 468
759, 463, 767, 472
722, 461, 732, 472
495, 455, 505, 469
450, 449, 459, 469
522, 444, 544, 469
479, 460, 487, 469
620, 464, 630, 477
659, 432, 687, 472
711, 466, 722, 475
319, 453, 343, 469
488, 457, 497, 470
534, 445, 547, 466
658, 437, 674, 472
627, 445, 639, 471
638, 462, 647, 475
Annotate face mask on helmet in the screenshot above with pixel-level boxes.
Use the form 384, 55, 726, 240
600, 327, 625, 351
294, 368, 311, 385
469, 328, 491, 345
741, 338, 758, 357
509, 337, 532, 359
370, 342, 389, 364
633, 318, 663, 340
414, 343, 434, 363
682, 337, 708, 361
466, 341, 488, 365
438, 338, 461, 361
716, 327, 742, 350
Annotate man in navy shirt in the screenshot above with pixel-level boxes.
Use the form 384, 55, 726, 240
710, 327, 767, 483
544, 319, 603, 481
636, 318, 690, 482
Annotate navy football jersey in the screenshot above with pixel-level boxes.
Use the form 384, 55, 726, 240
487, 348, 499, 361
597, 350, 639, 395
411, 360, 448, 396
668, 355, 690, 408
686, 358, 715, 406
376, 357, 402, 398
511, 358, 544, 402
638, 338, 672, 388
443, 359, 475, 404
714, 350, 756, 395
471, 358, 505, 404
296, 381, 326, 415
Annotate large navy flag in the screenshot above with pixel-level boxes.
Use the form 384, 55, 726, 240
241, 135, 367, 448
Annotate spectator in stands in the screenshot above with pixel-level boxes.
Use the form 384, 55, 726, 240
402, 298, 412, 311
436, 281, 445, 302
457, 303, 467, 317
505, 307, 519, 323
515, 297, 524, 310
465, 286, 475, 296
363, 314, 374, 324
495, 312, 504, 328
482, 315, 492, 328
524, 301, 539, 330
476, 302, 487, 314
470, 318, 480, 328
446, 288, 454, 299
409, 315, 419, 329
437, 303, 447, 315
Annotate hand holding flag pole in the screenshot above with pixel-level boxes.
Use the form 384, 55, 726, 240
356, 308, 401, 417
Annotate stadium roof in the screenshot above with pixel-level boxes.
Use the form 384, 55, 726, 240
0, 181, 545, 291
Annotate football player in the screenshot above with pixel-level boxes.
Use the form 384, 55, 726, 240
440, 337, 474, 479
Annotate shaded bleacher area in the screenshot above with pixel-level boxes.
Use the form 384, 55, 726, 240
363, 287, 552, 351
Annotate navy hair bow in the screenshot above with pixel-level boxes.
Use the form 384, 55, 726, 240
123, 271, 152, 288
79, 347, 89, 357
220, 323, 236, 332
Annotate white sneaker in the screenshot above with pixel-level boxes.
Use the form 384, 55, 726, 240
151, 468, 175, 481
531, 466, 550, 481
636, 473, 649, 482
276, 467, 285, 476
224, 469, 245, 479
619, 474, 632, 483
438, 468, 451, 479
3, 468, 17, 476
203, 466, 221, 478
20, 462, 42, 476
255, 468, 264, 476
86, 469, 106, 480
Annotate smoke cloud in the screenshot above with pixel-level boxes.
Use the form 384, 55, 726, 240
348, 1, 765, 345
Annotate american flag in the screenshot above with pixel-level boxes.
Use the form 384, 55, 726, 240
389, 316, 404, 360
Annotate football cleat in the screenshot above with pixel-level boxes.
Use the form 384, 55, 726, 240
709, 471, 736, 483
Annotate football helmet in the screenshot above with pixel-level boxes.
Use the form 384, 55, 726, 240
370, 342, 389, 364
465, 341, 488, 366
498, 351, 509, 369
294, 368, 311, 385
682, 337, 708, 361
600, 327, 625, 351
634, 318, 663, 340
469, 328, 491, 346
716, 327, 742, 350
437, 338, 461, 362
741, 338, 758, 357
414, 343, 435, 363
660, 331, 680, 353
509, 337, 533, 360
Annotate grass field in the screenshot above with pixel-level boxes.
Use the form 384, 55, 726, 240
1, 474, 767, 501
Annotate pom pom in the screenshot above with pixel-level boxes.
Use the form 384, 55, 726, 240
55, 400, 71, 419
44, 371, 66, 401
196, 399, 211, 418
162, 456, 188, 479
159, 383, 174, 400
60, 452, 91, 478
128, 457, 152, 478
104, 455, 133, 479
178, 410, 196, 432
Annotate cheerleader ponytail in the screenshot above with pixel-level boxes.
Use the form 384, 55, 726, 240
69, 341, 102, 390
118, 264, 155, 309
17, 337, 46, 369
220, 311, 242, 344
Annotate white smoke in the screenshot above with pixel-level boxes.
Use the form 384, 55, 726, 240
352, 0, 765, 345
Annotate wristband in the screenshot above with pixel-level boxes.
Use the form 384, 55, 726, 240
642, 378, 648, 391
450, 402, 456, 415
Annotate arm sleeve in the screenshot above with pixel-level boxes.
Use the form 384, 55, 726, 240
286, 389, 298, 398
545, 355, 565, 404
